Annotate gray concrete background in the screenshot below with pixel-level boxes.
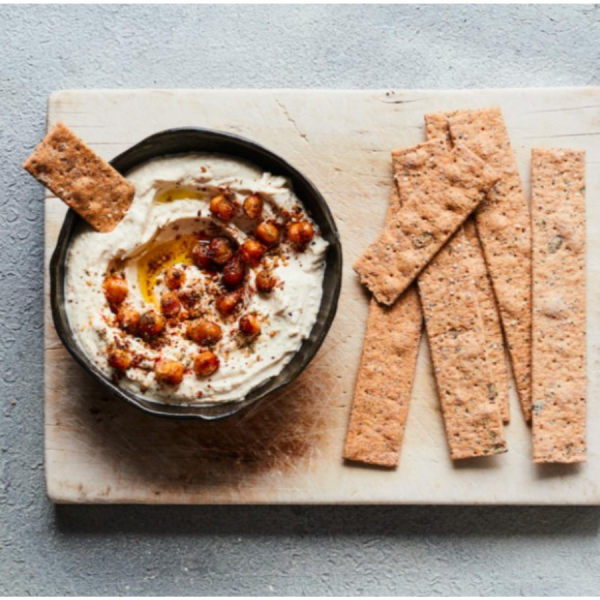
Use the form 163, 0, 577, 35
1, 4, 600, 596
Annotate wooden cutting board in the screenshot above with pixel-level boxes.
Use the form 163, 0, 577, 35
45, 88, 600, 504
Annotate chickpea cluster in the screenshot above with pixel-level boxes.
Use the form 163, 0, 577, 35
102, 190, 317, 389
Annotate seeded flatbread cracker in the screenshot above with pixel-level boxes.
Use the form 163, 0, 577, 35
462, 220, 510, 423
531, 148, 586, 463
418, 228, 507, 460
344, 188, 423, 468
353, 139, 499, 306
23, 122, 135, 233
425, 112, 510, 423
424, 112, 453, 146
448, 108, 532, 421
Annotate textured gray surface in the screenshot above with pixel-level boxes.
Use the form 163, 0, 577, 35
1, 4, 600, 596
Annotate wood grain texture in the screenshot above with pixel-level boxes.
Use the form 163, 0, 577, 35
45, 88, 600, 504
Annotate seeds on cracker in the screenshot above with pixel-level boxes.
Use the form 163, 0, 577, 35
23, 122, 135, 233
417, 228, 507, 460
462, 220, 511, 423
447, 108, 532, 421
425, 112, 510, 423
424, 112, 453, 147
353, 139, 499, 306
343, 189, 423, 468
531, 148, 586, 464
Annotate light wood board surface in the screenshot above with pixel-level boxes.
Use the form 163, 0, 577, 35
45, 88, 600, 504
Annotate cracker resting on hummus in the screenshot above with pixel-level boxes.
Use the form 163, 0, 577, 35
23, 122, 134, 232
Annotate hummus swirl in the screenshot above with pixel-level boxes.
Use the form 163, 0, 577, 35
65, 154, 327, 405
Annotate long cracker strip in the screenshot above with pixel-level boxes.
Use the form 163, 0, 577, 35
463, 220, 511, 423
418, 228, 507, 460
23, 122, 135, 233
531, 148, 586, 463
425, 112, 510, 423
353, 140, 499, 306
344, 188, 423, 467
447, 108, 532, 421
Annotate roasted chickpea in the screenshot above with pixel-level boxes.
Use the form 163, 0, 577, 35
187, 318, 223, 345
239, 314, 261, 337
178, 289, 203, 319
160, 292, 181, 317
209, 194, 236, 221
154, 359, 184, 386
116, 306, 140, 334
103, 274, 128, 305
107, 347, 132, 371
287, 221, 314, 244
240, 239, 266, 267
215, 290, 243, 316
164, 266, 186, 290
138, 311, 166, 338
193, 351, 220, 377
209, 237, 235, 266
222, 256, 246, 288
255, 222, 280, 246
255, 269, 276, 293
243, 194, 263, 220
191, 242, 213, 270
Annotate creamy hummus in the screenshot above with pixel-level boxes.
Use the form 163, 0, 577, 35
65, 154, 328, 405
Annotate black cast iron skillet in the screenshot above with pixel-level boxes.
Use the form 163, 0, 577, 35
50, 128, 343, 421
